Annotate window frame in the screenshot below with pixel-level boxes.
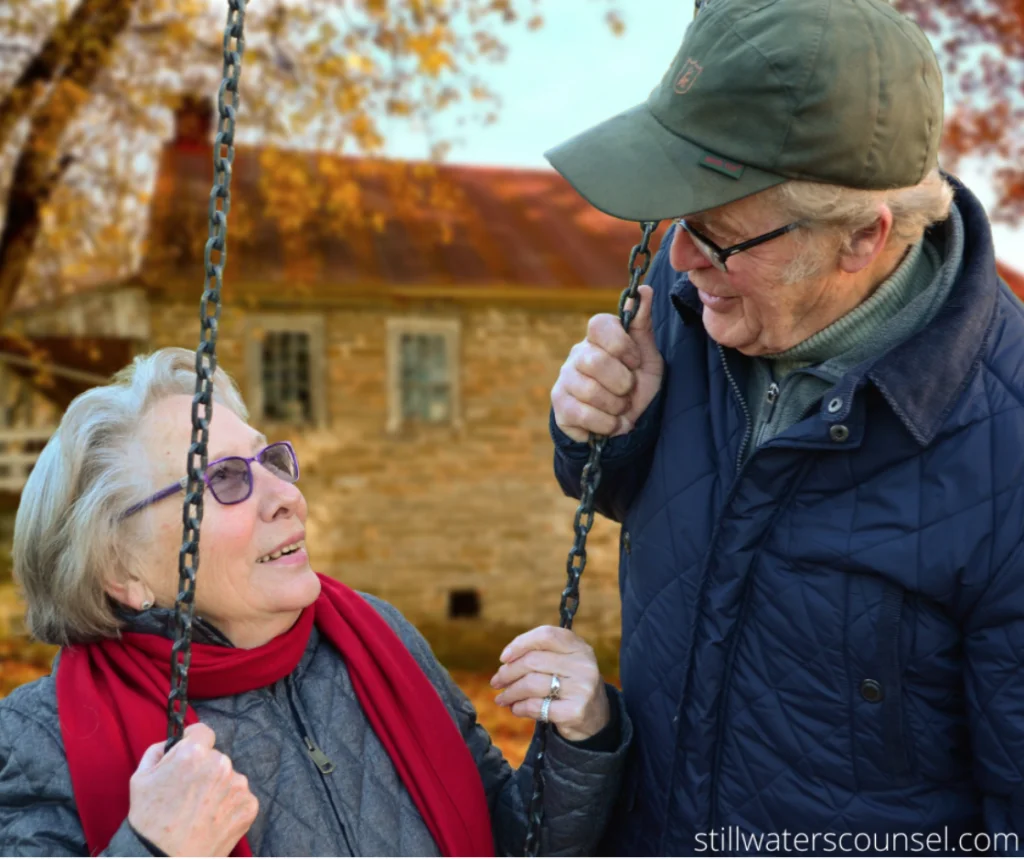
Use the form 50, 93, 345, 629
385, 317, 461, 434
244, 313, 327, 429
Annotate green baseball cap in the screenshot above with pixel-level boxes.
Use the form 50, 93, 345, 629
544, 0, 944, 222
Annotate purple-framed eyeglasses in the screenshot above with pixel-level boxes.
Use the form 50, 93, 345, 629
121, 441, 300, 519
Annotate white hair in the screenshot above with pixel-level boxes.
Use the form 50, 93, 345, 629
13, 347, 248, 645
763, 168, 955, 283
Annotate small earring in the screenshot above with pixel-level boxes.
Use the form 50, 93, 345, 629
141, 599, 153, 611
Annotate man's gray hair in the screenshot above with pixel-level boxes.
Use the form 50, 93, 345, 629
766, 168, 955, 283
13, 347, 248, 646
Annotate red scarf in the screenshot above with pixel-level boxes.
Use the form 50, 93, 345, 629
57, 574, 494, 857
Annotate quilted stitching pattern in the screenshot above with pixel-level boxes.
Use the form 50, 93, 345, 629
0, 596, 631, 856
552, 188, 1024, 855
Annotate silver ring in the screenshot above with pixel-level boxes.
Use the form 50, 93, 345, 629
549, 674, 561, 699
540, 696, 552, 723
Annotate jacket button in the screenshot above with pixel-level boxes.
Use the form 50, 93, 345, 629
860, 679, 884, 702
830, 424, 850, 443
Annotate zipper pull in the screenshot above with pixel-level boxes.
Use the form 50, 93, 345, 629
766, 382, 780, 405
304, 736, 336, 774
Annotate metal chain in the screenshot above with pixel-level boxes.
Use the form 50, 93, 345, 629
523, 220, 658, 855
165, 0, 247, 750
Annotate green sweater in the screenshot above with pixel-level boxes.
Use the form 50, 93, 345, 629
744, 204, 965, 460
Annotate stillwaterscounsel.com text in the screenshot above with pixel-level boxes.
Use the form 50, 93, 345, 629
695, 826, 1018, 854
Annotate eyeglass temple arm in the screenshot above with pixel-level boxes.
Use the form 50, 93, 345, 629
725, 222, 803, 258
121, 477, 189, 520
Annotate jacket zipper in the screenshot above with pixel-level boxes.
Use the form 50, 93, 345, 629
704, 455, 818, 832
659, 344, 756, 852
303, 735, 336, 774
282, 676, 355, 855
717, 343, 753, 471
757, 381, 781, 448
659, 341, 757, 851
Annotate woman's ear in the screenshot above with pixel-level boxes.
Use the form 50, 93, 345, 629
839, 204, 895, 274
105, 575, 155, 612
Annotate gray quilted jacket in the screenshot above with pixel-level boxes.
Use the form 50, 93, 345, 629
0, 594, 631, 856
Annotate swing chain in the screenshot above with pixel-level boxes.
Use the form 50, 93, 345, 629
166, 0, 247, 750
523, 219, 658, 856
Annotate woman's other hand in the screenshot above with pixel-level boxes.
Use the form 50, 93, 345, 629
128, 722, 259, 856
490, 625, 611, 742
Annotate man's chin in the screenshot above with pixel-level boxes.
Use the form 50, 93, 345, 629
701, 310, 762, 355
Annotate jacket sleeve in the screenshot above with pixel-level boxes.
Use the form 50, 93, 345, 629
458, 680, 631, 858
962, 538, 1024, 855
364, 595, 633, 857
551, 235, 677, 524
551, 392, 664, 524
0, 695, 159, 857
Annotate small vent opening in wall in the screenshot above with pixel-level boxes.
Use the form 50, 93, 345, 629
449, 589, 481, 619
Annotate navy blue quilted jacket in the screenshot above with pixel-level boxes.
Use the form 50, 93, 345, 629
552, 179, 1024, 855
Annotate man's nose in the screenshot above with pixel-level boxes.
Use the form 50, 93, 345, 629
670, 225, 714, 273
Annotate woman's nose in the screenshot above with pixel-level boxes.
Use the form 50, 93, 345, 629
258, 466, 305, 518
670, 225, 714, 273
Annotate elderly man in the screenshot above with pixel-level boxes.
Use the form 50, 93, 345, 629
547, 0, 1024, 854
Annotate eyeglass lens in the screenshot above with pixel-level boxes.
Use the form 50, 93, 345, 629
678, 220, 727, 271
688, 230, 729, 270
205, 443, 298, 504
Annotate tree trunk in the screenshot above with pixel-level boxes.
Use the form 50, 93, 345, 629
0, 0, 134, 317
0, 0, 137, 152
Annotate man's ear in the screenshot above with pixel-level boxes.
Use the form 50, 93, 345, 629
839, 204, 895, 274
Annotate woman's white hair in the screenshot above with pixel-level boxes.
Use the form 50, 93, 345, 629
763, 168, 955, 282
13, 347, 248, 645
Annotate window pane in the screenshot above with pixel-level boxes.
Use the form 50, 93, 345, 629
262, 331, 313, 422
398, 331, 451, 423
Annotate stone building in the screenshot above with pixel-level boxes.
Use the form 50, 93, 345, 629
6, 100, 1024, 661
1, 101, 666, 666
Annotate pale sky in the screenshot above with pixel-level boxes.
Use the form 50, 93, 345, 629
382, 0, 1022, 272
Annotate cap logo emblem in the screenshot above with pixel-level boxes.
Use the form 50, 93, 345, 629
699, 154, 745, 179
674, 58, 703, 94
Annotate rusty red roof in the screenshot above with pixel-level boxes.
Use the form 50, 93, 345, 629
139, 142, 670, 302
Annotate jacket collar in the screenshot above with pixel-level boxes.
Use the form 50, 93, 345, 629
116, 603, 235, 647
670, 176, 1000, 446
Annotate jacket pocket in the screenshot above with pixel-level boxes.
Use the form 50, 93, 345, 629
875, 580, 912, 775
850, 577, 913, 780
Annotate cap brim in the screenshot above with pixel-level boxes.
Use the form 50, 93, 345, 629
544, 103, 787, 222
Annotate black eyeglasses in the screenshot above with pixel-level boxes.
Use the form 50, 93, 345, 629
676, 217, 803, 272
121, 441, 300, 519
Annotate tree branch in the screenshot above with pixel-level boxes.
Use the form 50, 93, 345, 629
0, 0, 137, 152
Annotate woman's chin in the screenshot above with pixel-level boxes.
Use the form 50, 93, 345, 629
255, 561, 321, 610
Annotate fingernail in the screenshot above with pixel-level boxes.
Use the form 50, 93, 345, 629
500, 648, 511, 662
489, 674, 499, 687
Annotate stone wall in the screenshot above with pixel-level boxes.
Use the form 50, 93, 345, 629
149, 296, 627, 671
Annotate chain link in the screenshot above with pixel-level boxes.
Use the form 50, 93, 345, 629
165, 0, 246, 750
523, 220, 658, 855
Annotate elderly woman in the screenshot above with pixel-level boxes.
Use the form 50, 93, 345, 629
0, 347, 630, 857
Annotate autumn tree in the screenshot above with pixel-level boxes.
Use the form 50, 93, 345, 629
894, 0, 1024, 224
0, 0, 623, 322
0, 0, 1020, 333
